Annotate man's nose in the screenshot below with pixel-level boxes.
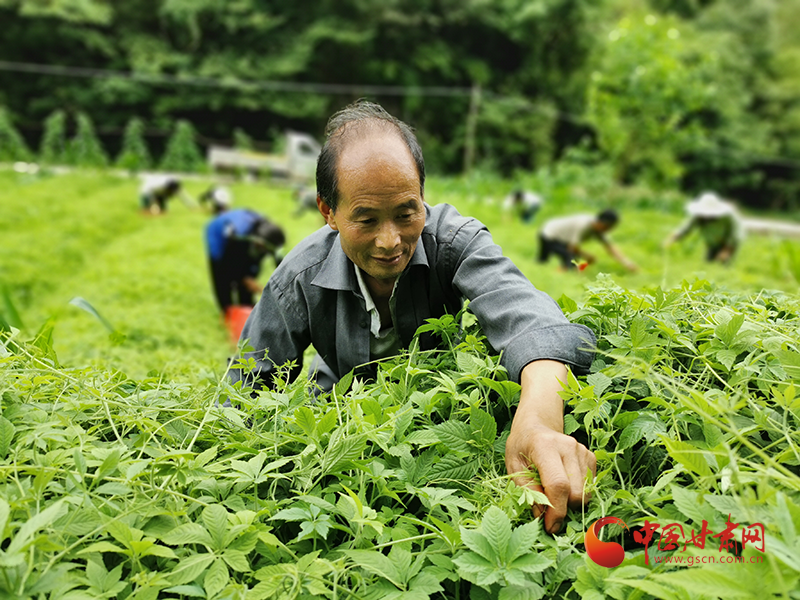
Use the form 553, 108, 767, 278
375, 222, 401, 249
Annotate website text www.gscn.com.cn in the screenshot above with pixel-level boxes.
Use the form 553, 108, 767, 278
653, 554, 765, 566
585, 514, 767, 568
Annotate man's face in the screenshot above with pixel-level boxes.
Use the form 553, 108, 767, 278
319, 132, 425, 288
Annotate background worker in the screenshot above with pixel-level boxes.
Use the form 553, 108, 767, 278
139, 174, 193, 214
199, 185, 233, 215
538, 209, 638, 272
664, 192, 744, 264
503, 189, 543, 223
293, 184, 322, 218
205, 209, 285, 313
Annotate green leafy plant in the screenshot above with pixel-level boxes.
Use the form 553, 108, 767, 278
1, 275, 799, 599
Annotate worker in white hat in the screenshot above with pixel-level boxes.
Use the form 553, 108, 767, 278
199, 185, 233, 215
664, 192, 744, 263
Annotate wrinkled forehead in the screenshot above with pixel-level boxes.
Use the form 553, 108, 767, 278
336, 128, 417, 178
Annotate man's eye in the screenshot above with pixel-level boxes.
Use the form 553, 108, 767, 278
397, 214, 412, 220
359, 219, 376, 225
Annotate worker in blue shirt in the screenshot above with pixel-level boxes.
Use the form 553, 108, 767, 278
205, 209, 285, 312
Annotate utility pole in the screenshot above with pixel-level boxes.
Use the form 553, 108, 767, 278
463, 83, 481, 174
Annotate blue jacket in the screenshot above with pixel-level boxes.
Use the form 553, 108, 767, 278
205, 209, 264, 262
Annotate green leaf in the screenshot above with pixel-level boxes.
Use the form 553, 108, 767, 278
77, 541, 127, 555
670, 486, 720, 526
0, 499, 9, 533
586, 372, 612, 397
163, 585, 205, 598
508, 552, 552, 574
609, 578, 683, 600
69, 296, 116, 332
470, 407, 497, 445
452, 551, 500, 587
662, 438, 713, 478
160, 523, 213, 547
506, 520, 541, 562
345, 550, 403, 588
460, 529, 495, 563
222, 549, 251, 572
499, 583, 546, 600
434, 420, 474, 453
321, 429, 366, 474
94, 449, 121, 484
202, 505, 229, 549
715, 311, 745, 346
169, 554, 215, 586
8, 500, 67, 554
617, 414, 666, 450
0, 283, 23, 329
335, 369, 354, 396
203, 558, 229, 599
0, 416, 15, 458
294, 406, 316, 438
429, 455, 479, 481
481, 506, 512, 562
652, 568, 752, 597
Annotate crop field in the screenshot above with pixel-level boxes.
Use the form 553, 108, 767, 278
1, 168, 800, 599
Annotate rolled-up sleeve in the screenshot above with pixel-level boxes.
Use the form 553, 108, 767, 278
448, 219, 596, 381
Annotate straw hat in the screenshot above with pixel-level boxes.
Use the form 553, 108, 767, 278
686, 192, 734, 218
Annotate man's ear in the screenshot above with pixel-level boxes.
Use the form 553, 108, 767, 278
316, 195, 338, 230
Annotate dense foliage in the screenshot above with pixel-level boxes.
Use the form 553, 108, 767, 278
0, 0, 797, 205
1, 277, 799, 599
2, 167, 800, 597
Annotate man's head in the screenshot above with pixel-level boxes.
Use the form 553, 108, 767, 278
316, 101, 427, 290
594, 208, 619, 233
251, 220, 286, 257
316, 100, 425, 213
165, 178, 181, 195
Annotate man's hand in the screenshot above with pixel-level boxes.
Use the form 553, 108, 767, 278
506, 360, 596, 534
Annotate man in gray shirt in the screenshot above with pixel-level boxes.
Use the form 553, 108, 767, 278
234, 100, 597, 534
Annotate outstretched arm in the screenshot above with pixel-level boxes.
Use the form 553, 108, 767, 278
603, 241, 638, 272
505, 360, 597, 534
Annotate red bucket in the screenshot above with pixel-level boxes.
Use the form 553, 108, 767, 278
224, 305, 253, 346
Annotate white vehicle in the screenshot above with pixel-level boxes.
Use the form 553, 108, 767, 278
207, 131, 320, 183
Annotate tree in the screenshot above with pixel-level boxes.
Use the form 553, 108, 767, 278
586, 11, 773, 189
69, 112, 108, 167
115, 117, 152, 173
39, 109, 68, 166
0, 107, 32, 162
159, 120, 205, 173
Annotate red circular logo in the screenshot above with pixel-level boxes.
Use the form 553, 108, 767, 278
586, 516, 628, 568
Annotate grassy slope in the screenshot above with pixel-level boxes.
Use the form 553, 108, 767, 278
1, 168, 799, 379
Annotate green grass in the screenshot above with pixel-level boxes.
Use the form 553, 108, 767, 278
0, 167, 798, 379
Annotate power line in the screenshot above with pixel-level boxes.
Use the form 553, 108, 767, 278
2, 60, 799, 169
0, 60, 474, 97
